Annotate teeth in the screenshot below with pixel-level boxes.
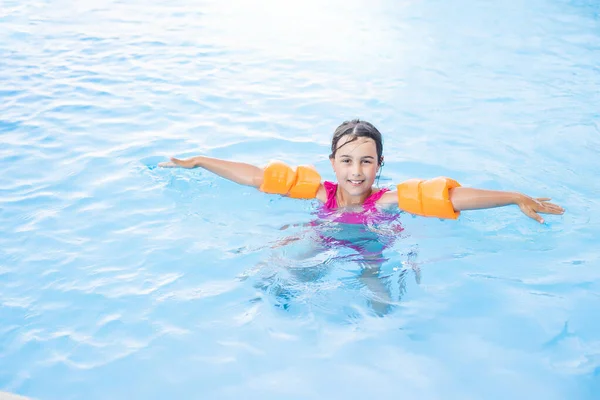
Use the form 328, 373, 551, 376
349, 180, 363, 184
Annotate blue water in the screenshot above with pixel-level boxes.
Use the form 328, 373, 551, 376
1, 0, 599, 399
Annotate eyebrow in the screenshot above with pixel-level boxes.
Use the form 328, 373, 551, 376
339, 155, 375, 159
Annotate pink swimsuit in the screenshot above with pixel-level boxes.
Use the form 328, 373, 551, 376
311, 181, 402, 255
317, 181, 398, 225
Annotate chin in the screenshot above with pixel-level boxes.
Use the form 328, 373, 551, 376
343, 183, 372, 196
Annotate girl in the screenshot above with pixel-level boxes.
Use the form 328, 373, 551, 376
160, 119, 565, 315
158, 119, 565, 223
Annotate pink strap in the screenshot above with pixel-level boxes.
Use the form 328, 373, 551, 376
323, 181, 389, 210
324, 181, 338, 209
364, 188, 389, 206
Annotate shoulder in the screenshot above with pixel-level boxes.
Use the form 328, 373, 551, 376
375, 190, 398, 207
315, 181, 335, 203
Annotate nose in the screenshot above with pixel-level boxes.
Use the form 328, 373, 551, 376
351, 162, 362, 177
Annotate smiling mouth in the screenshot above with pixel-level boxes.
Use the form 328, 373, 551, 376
348, 180, 364, 185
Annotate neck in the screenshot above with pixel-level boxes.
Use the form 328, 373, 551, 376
336, 186, 373, 207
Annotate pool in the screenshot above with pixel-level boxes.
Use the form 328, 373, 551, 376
1, 0, 599, 398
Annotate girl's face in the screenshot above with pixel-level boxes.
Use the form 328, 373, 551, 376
330, 135, 380, 198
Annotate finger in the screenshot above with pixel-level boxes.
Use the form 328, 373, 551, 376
536, 197, 552, 202
158, 161, 176, 168
540, 208, 564, 215
540, 204, 565, 214
170, 157, 192, 168
542, 202, 562, 208
532, 200, 564, 213
524, 207, 544, 223
538, 202, 559, 209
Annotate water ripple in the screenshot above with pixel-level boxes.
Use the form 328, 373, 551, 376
1, 0, 599, 399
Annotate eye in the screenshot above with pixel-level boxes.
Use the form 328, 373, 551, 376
362, 160, 372, 164
341, 159, 351, 164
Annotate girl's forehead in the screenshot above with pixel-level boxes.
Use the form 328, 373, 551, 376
336, 136, 377, 154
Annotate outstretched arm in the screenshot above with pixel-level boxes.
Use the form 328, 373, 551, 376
448, 187, 564, 223
378, 187, 564, 223
159, 156, 329, 202
159, 156, 263, 187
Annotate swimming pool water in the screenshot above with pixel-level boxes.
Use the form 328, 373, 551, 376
1, 0, 599, 399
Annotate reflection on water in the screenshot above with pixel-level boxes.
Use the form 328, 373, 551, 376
243, 208, 421, 317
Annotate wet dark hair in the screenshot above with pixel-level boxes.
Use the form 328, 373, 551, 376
329, 119, 384, 166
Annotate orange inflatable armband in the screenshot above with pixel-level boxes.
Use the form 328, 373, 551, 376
397, 177, 461, 219
259, 161, 296, 195
259, 161, 321, 199
287, 165, 321, 199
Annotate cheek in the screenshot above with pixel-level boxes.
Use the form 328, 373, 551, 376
333, 163, 348, 174
333, 167, 345, 179
365, 165, 379, 177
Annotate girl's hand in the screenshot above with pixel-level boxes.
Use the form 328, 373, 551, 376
158, 157, 196, 169
516, 195, 565, 223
